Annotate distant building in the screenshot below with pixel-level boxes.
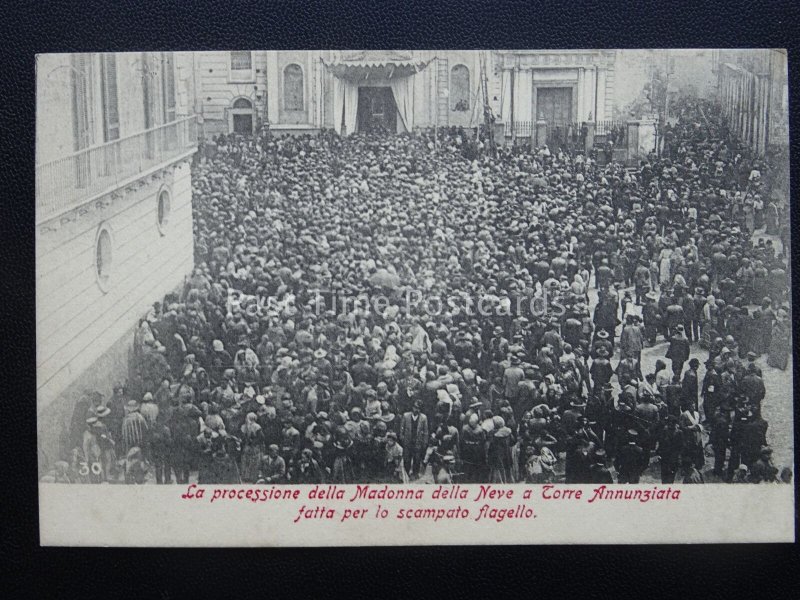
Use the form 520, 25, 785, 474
665, 49, 717, 101
193, 50, 616, 145
192, 50, 485, 136
191, 51, 269, 137
494, 50, 617, 139
715, 49, 788, 157
36, 52, 197, 467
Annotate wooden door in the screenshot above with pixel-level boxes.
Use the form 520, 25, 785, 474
537, 87, 573, 124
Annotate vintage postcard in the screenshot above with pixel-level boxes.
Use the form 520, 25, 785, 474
36, 49, 793, 546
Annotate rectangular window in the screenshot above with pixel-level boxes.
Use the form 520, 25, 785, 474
230, 51, 254, 82
71, 53, 91, 151
142, 52, 156, 159
100, 54, 120, 141
142, 52, 154, 129
162, 52, 176, 123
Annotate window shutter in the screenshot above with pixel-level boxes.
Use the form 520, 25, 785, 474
101, 54, 120, 141
72, 53, 91, 150
162, 52, 176, 123
231, 51, 252, 71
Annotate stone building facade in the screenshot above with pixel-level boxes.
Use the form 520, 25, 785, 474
36, 52, 197, 468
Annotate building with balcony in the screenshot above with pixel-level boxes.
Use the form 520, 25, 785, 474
36, 52, 197, 468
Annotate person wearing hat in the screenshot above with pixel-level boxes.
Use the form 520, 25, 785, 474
680, 456, 705, 484
665, 324, 691, 378
233, 336, 260, 383
592, 293, 618, 348
588, 449, 614, 484
665, 295, 685, 338
145, 407, 173, 484
487, 416, 514, 483
590, 328, 613, 360
615, 355, 639, 393
400, 400, 428, 480
657, 415, 683, 483
381, 431, 405, 483
680, 358, 701, 412
107, 383, 128, 442
210, 340, 233, 385
291, 448, 326, 484
614, 429, 646, 484
238, 412, 265, 483
460, 413, 488, 483
708, 404, 732, 479
541, 319, 564, 359
84, 413, 117, 483
258, 444, 286, 484
749, 446, 778, 483
121, 399, 148, 455
503, 354, 525, 405
488, 326, 509, 364
741, 362, 766, 416
91, 403, 112, 421
642, 292, 661, 346
589, 346, 614, 392
619, 313, 645, 375
744, 351, 762, 377
139, 392, 159, 427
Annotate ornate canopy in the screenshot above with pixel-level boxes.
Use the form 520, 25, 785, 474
323, 51, 432, 81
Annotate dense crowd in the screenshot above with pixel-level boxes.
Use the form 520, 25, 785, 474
44, 97, 792, 486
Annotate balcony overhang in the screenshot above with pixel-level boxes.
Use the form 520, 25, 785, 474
36, 116, 198, 226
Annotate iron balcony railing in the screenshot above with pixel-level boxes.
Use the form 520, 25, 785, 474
36, 115, 197, 224
504, 120, 534, 138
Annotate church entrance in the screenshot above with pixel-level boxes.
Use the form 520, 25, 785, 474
357, 87, 397, 133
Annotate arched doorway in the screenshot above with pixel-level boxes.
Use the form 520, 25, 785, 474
229, 97, 254, 134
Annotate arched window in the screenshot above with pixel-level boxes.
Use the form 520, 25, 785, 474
230, 97, 254, 134
157, 187, 171, 235
95, 226, 113, 292
450, 64, 470, 112
283, 64, 304, 111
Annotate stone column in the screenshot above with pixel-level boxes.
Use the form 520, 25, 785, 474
266, 51, 279, 125
626, 121, 640, 165
637, 119, 657, 155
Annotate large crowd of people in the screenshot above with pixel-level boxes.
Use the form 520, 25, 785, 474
43, 97, 792, 487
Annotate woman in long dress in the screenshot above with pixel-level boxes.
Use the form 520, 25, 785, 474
487, 416, 515, 483
659, 246, 673, 289
239, 413, 264, 483
767, 314, 790, 370
331, 428, 355, 483
765, 200, 780, 236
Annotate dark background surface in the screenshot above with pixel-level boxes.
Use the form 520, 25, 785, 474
1, 0, 798, 597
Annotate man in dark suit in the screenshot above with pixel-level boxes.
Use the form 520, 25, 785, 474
400, 400, 429, 480
681, 358, 700, 411
665, 324, 691, 377
615, 429, 646, 483
589, 449, 614, 484
259, 444, 286, 484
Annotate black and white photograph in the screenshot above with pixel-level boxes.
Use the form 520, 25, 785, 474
35, 49, 794, 544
